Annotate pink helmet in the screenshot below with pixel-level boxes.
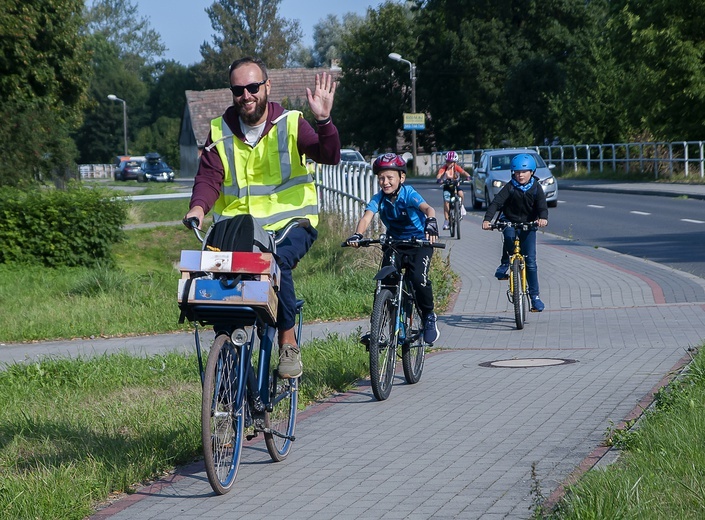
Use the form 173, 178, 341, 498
373, 153, 407, 175
445, 151, 458, 163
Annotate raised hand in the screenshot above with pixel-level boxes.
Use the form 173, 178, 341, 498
306, 72, 337, 121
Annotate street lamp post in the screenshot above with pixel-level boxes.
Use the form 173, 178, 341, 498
388, 52, 417, 175
107, 94, 128, 156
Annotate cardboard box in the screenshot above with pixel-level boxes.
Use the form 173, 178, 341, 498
178, 278, 278, 322
179, 251, 279, 287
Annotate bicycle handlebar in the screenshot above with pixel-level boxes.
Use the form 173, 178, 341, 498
489, 221, 539, 232
182, 217, 310, 246
341, 236, 446, 249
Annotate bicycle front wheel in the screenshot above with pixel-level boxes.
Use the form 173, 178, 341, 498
264, 365, 298, 462
369, 288, 397, 401
449, 204, 456, 238
454, 200, 461, 240
511, 259, 526, 330
202, 334, 243, 495
402, 301, 425, 384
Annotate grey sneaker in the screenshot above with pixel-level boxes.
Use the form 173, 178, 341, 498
278, 344, 302, 378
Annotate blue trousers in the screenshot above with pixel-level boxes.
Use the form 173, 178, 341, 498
275, 225, 317, 330
501, 226, 540, 297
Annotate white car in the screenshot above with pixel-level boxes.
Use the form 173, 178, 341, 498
339, 149, 367, 167
470, 148, 558, 209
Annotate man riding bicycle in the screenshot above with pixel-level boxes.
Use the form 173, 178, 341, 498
435, 151, 471, 230
183, 56, 341, 378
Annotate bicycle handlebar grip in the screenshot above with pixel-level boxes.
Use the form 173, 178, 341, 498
183, 216, 200, 229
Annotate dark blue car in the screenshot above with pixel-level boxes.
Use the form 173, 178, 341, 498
139, 153, 175, 182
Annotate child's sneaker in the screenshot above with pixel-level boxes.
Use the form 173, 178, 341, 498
494, 263, 509, 280
423, 312, 440, 344
443, 220, 450, 230
530, 296, 545, 312
460, 205, 467, 216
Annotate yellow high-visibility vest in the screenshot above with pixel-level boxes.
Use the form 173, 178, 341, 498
208, 110, 318, 231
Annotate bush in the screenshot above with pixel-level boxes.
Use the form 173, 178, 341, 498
0, 184, 127, 267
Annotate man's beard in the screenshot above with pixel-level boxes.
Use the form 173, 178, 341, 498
236, 94, 267, 126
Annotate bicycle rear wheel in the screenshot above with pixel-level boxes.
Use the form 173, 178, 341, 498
454, 200, 461, 240
202, 334, 243, 495
402, 301, 425, 384
511, 259, 526, 330
369, 288, 397, 401
264, 365, 298, 462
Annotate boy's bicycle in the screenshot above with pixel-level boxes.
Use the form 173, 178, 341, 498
343, 236, 445, 401
490, 221, 538, 330
443, 179, 463, 239
179, 217, 307, 495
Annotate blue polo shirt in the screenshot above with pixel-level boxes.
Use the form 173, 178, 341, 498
366, 184, 427, 240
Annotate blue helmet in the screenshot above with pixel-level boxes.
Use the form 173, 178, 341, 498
510, 153, 536, 172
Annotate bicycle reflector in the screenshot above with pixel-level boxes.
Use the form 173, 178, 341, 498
231, 328, 248, 346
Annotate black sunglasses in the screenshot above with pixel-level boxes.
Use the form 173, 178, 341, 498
229, 80, 267, 97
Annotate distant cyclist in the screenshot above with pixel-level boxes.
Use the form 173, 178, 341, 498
481, 153, 548, 312
346, 153, 441, 344
435, 151, 471, 230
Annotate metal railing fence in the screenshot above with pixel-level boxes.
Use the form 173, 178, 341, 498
430, 141, 705, 179
315, 161, 382, 232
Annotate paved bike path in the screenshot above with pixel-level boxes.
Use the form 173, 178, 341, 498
5, 183, 705, 519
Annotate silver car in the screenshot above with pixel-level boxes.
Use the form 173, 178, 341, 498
470, 149, 558, 209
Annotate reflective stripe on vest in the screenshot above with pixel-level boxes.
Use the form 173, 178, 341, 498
210, 110, 319, 230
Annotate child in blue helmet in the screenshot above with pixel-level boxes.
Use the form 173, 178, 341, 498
346, 153, 441, 343
481, 153, 549, 312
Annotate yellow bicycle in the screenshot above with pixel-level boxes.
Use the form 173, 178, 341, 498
490, 221, 538, 330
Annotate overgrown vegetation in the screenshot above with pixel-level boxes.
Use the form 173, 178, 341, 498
0, 185, 126, 267
543, 349, 705, 519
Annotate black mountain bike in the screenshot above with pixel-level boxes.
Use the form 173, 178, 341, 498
444, 179, 463, 239
343, 236, 445, 401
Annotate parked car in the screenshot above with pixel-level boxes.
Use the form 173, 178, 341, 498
339, 148, 368, 167
470, 149, 558, 209
138, 153, 175, 182
114, 157, 145, 181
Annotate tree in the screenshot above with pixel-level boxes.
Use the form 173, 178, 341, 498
72, 34, 149, 163
197, 0, 302, 88
414, 0, 595, 149
0, 0, 91, 186
84, 0, 166, 73
607, 0, 705, 141
336, 3, 417, 155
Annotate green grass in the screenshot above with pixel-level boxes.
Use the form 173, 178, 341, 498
0, 338, 368, 520
544, 348, 705, 519
0, 212, 457, 344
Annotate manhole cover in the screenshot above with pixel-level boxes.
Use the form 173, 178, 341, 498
479, 358, 577, 368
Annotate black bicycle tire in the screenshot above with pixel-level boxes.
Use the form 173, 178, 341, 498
511, 259, 525, 330
202, 334, 243, 495
449, 204, 456, 238
369, 288, 397, 401
264, 364, 298, 461
402, 299, 425, 384
454, 200, 461, 240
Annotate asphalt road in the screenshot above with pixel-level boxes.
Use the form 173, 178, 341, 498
412, 181, 705, 279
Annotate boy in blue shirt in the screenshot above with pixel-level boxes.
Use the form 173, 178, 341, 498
346, 153, 440, 343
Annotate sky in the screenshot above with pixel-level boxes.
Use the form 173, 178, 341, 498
135, 1, 392, 66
